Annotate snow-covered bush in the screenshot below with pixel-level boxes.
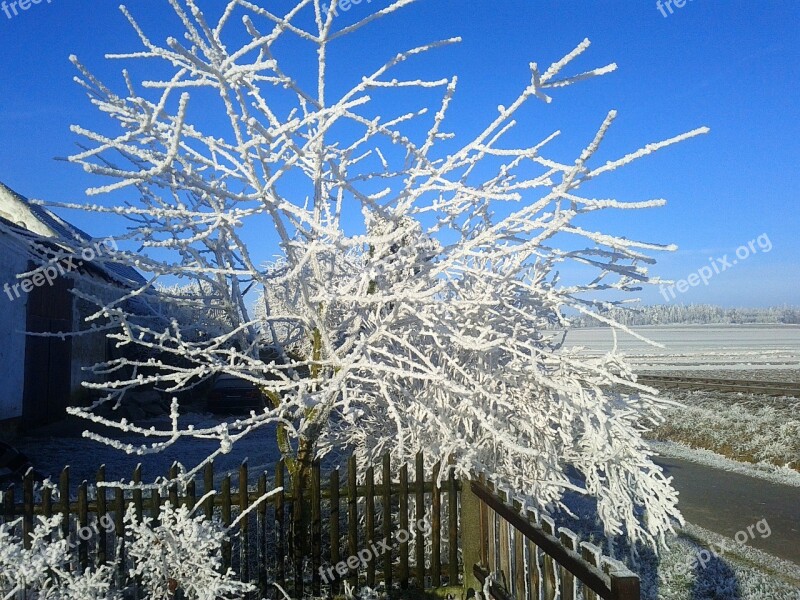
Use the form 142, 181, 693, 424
52, 0, 709, 547
123, 502, 254, 600
0, 504, 260, 600
0, 515, 118, 600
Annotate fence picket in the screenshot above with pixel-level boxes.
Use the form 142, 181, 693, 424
431, 460, 441, 587
275, 460, 286, 590
42, 484, 52, 531
382, 453, 393, 592
97, 466, 108, 565
526, 509, 541, 600
312, 459, 322, 595
59, 467, 69, 540
559, 529, 577, 600
448, 469, 458, 585
581, 542, 601, 600
151, 483, 161, 523
399, 463, 410, 590
415, 451, 425, 588
114, 486, 125, 588
186, 479, 196, 511
78, 480, 89, 571
540, 517, 557, 600
169, 463, 179, 508
240, 461, 250, 584
23, 470, 33, 550
222, 474, 232, 571
329, 468, 340, 594
512, 501, 524, 598
257, 472, 268, 595
204, 462, 214, 520
498, 491, 511, 590
132, 465, 143, 523
365, 465, 376, 588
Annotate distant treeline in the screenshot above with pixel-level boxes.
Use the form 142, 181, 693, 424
567, 304, 800, 328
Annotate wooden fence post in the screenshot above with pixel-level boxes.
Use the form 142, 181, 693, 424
448, 471, 459, 586
23, 470, 34, 549
460, 478, 482, 596
347, 455, 358, 590
399, 463, 410, 589
96, 465, 108, 566
415, 452, 425, 589
382, 453, 393, 592
431, 461, 441, 587
329, 468, 341, 595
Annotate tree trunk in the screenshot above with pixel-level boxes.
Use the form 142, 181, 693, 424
291, 437, 315, 593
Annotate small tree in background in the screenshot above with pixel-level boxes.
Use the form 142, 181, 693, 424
56, 0, 708, 548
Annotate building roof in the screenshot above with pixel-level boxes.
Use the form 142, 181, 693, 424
0, 182, 146, 287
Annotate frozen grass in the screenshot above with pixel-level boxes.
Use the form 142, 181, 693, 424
638, 523, 800, 600
647, 389, 800, 471
557, 487, 800, 599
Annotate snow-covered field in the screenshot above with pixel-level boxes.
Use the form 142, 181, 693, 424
563, 324, 800, 371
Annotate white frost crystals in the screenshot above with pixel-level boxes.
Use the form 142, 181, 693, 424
124, 502, 255, 600
0, 503, 257, 600
60, 0, 708, 549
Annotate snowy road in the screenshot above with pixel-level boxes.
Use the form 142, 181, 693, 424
655, 456, 800, 565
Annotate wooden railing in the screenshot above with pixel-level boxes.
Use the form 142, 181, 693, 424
464, 480, 640, 600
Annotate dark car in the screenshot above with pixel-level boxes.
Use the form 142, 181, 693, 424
0, 441, 44, 485
206, 375, 266, 414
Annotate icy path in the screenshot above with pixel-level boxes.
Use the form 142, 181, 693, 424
654, 455, 800, 565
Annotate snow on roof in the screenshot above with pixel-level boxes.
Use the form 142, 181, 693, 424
0, 181, 146, 287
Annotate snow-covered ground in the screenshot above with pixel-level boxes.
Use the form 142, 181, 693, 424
15, 413, 287, 487
563, 323, 800, 371
638, 522, 800, 600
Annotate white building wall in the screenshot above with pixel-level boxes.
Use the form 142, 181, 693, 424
0, 234, 30, 421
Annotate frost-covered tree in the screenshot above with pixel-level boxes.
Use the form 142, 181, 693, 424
57, 0, 708, 547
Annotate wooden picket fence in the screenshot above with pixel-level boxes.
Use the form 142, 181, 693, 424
0, 452, 461, 597
464, 479, 640, 600
1, 455, 641, 599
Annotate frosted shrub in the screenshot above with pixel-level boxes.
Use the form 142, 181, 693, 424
123, 502, 254, 600
0, 515, 118, 600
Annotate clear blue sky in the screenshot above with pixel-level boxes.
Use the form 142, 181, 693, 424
0, 0, 797, 307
